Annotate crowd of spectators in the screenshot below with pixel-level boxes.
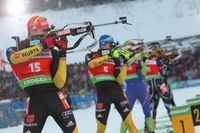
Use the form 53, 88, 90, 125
1, 47, 200, 101
0, 70, 19, 100
168, 46, 200, 82
65, 63, 95, 96
0, 62, 96, 102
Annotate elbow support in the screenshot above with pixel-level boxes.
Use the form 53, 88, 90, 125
53, 58, 67, 89
88, 55, 110, 68
116, 65, 127, 85
10, 45, 42, 64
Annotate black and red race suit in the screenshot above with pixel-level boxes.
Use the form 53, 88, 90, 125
6, 46, 77, 133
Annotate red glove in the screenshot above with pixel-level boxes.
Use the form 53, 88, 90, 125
56, 36, 68, 51
43, 36, 56, 49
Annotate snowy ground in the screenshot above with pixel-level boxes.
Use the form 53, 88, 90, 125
0, 86, 200, 133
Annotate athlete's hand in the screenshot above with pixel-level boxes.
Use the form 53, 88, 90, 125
111, 49, 130, 64
119, 50, 130, 63
55, 36, 68, 57
43, 36, 56, 49
142, 53, 150, 61
56, 36, 68, 51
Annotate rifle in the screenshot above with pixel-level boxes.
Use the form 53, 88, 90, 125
12, 17, 132, 53
48, 16, 131, 52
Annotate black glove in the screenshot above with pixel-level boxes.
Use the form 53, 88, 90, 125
142, 55, 147, 62
141, 53, 150, 62
119, 53, 129, 64
113, 57, 121, 78
113, 57, 121, 67
55, 36, 68, 57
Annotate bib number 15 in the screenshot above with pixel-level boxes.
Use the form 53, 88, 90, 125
29, 62, 41, 72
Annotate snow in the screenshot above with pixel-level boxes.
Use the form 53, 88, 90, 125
0, 86, 200, 133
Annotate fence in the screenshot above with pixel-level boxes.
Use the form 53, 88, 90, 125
0, 99, 19, 128
169, 79, 200, 90
0, 93, 96, 129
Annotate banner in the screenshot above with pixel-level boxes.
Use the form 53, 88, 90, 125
168, 79, 200, 90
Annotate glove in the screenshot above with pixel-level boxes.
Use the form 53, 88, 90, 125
55, 36, 68, 57
56, 36, 68, 51
43, 36, 56, 49
119, 50, 130, 61
141, 53, 150, 62
112, 49, 130, 64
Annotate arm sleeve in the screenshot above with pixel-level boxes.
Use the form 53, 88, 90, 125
112, 58, 127, 85
51, 50, 67, 89
86, 54, 110, 68
157, 60, 167, 77
8, 45, 42, 64
141, 61, 147, 75
113, 58, 121, 78
116, 65, 128, 85
53, 57, 67, 89
136, 60, 146, 79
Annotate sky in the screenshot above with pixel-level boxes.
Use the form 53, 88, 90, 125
1, 0, 200, 66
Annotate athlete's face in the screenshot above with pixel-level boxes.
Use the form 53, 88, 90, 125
100, 43, 112, 50
29, 28, 48, 38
